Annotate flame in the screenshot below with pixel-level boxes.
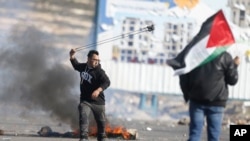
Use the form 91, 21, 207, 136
106, 124, 131, 139
89, 124, 131, 140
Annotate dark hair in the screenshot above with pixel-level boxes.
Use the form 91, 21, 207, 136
87, 50, 99, 58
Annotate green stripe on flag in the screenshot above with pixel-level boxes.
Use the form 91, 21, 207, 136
199, 46, 229, 67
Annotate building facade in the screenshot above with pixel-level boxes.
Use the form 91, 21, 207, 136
228, 0, 250, 28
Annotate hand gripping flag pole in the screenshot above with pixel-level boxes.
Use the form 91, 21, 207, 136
75, 25, 154, 52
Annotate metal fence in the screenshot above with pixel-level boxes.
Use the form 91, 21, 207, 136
102, 60, 250, 100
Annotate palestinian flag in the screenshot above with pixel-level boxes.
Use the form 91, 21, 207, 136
167, 10, 235, 75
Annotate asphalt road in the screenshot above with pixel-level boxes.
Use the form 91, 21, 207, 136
0, 117, 230, 141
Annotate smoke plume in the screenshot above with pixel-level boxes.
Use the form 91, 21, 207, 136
0, 24, 79, 129
0, 0, 99, 130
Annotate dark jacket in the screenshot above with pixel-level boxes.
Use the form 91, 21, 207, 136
179, 52, 238, 107
70, 58, 110, 105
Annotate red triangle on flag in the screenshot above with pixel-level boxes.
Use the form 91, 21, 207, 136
206, 10, 235, 48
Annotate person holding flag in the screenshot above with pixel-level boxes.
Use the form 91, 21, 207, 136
167, 10, 240, 141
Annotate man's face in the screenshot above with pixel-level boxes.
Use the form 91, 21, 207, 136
88, 54, 100, 68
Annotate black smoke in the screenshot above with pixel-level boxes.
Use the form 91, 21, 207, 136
0, 24, 79, 129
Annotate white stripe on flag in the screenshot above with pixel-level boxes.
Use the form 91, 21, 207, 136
174, 35, 217, 75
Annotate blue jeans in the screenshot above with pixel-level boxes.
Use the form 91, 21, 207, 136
188, 101, 224, 141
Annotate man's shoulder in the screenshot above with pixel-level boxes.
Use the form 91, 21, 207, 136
76, 62, 87, 69
220, 51, 233, 61
222, 51, 231, 56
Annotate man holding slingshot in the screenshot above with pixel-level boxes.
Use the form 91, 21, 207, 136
70, 49, 110, 141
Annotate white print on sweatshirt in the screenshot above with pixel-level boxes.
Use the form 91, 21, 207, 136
80, 71, 92, 84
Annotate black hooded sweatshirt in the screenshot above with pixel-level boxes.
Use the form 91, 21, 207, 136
70, 58, 110, 105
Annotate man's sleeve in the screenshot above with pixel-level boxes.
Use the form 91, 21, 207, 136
179, 74, 190, 102
70, 58, 81, 71
224, 53, 238, 85
98, 69, 111, 91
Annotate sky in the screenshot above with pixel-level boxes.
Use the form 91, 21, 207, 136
201, 0, 228, 11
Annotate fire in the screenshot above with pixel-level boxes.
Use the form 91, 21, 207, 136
89, 124, 131, 140
106, 124, 131, 139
